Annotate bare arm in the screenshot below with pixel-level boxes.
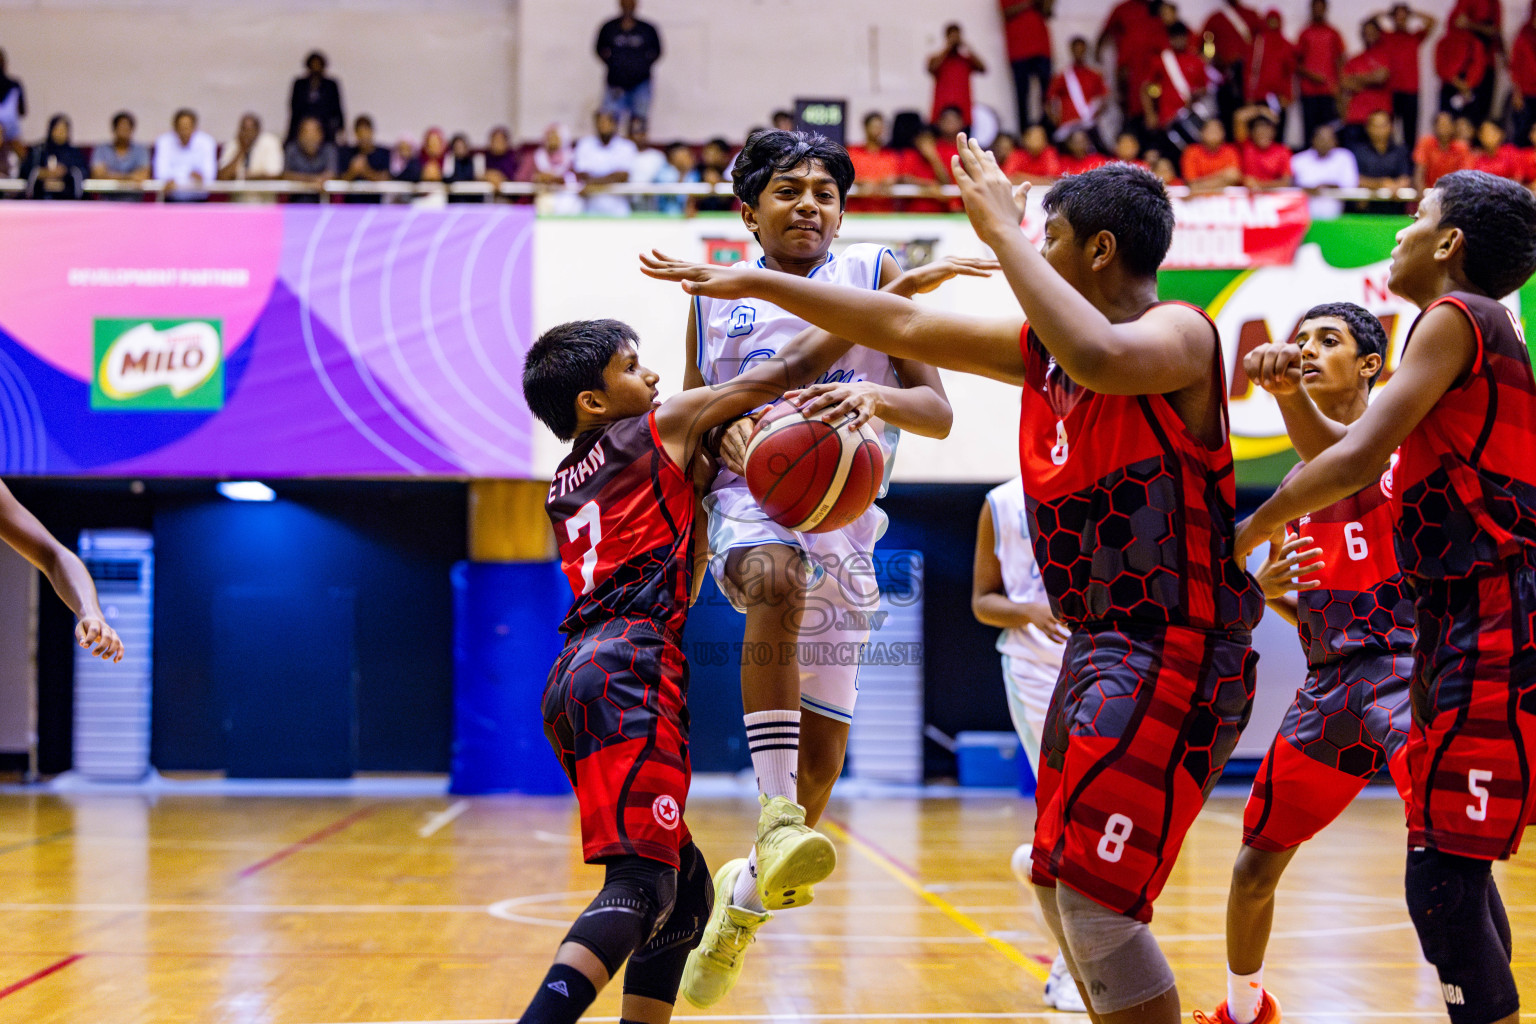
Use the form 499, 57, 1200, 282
0, 482, 122, 660
1237, 303, 1474, 557
1243, 341, 1350, 460
972, 502, 1068, 640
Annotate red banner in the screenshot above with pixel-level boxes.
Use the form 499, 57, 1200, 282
1162, 190, 1312, 270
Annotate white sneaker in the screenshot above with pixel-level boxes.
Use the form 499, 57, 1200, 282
1043, 952, 1088, 1012
1011, 842, 1033, 885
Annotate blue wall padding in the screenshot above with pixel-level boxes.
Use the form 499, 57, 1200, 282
450, 560, 572, 795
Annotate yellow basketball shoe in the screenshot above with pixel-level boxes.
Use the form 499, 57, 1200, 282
680, 858, 771, 1008
754, 795, 836, 910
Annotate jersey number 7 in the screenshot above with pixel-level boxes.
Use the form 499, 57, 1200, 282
567, 500, 603, 594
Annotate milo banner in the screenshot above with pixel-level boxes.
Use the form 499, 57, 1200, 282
0, 205, 535, 476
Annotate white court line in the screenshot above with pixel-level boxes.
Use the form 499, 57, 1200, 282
0, 903, 487, 914
298, 1012, 1453, 1023
417, 801, 469, 838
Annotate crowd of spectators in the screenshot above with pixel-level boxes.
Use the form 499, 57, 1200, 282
4, 0, 1536, 212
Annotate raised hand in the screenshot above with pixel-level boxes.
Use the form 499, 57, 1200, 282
950, 133, 1030, 245
1256, 534, 1325, 600
639, 250, 757, 299
76, 616, 124, 663
1244, 342, 1306, 396
887, 256, 1001, 298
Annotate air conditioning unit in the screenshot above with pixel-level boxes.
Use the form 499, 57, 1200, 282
72, 530, 153, 781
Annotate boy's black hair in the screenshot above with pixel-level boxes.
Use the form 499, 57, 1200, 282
1041, 163, 1175, 277
1169, 20, 1191, 39
112, 110, 135, 130
521, 319, 638, 441
731, 128, 856, 208
1435, 170, 1536, 299
1299, 302, 1390, 387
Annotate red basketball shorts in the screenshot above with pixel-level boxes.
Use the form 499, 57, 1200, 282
1405, 562, 1536, 861
1030, 622, 1257, 922
1244, 651, 1414, 852
543, 618, 693, 866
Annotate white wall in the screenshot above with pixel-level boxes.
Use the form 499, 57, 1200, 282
2, 0, 1530, 147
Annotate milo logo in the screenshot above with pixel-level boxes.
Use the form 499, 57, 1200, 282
92, 319, 224, 411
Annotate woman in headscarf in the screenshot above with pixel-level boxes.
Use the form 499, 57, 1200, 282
518, 123, 582, 214
22, 114, 87, 199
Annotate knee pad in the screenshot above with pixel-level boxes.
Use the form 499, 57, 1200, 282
623, 843, 714, 1004
1405, 848, 1519, 1024
563, 855, 678, 975
1056, 886, 1175, 1015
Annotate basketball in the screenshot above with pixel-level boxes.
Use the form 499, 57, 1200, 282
743, 400, 885, 534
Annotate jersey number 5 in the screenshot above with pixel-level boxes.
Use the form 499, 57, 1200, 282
567, 500, 603, 594
1467, 769, 1493, 822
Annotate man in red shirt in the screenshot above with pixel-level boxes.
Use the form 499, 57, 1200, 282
1098, 0, 1166, 118
1435, 21, 1491, 126
1047, 37, 1107, 146
1006, 124, 1062, 182
847, 111, 901, 213
1181, 118, 1243, 191
928, 23, 986, 125
1056, 127, 1109, 175
1340, 22, 1391, 147
1449, 0, 1503, 127
1295, 0, 1346, 144
1003, 0, 1053, 131
1141, 21, 1210, 150
1511, 7, 1536, 147
1236, 108, 1293, 186
1245, 10, 1297, 138
1371, 5, 1437, 144
1470, 119, 1525, 180
1201, 1, 1266, 127
1412, 109, 1471, 189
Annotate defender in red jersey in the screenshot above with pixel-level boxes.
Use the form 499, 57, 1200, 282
1197, 305, 1414, 1024
643, 141, 1262, 1024
1238, 171, 1536, 1024
516, 318, 834, 1024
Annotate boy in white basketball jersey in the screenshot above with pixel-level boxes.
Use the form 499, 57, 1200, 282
973, 477, 1084, 1013
680, 129, 955, 1006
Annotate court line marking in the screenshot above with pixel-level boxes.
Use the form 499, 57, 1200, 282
418, 801, 469, 838
0, 903, 488, 914
296, 1012, 1455, 1023
237, 806, 377, 878
0, 829, 71, 856
0, 953, 84, 1001
821, 818, 1052, 982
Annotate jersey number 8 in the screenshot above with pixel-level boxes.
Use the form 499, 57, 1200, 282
1097, 813, 1134, 863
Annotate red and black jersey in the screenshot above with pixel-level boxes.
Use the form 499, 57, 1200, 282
1394, 292, 1536, 580
546, 411, 694, 640
1017, 303, 1264, 632
1284, 458, 1416, 668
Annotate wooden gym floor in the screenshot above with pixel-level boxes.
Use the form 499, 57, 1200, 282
0, 780, 1527, 1023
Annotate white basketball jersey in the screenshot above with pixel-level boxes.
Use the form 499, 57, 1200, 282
697, 243, 902, 495
986, 477, 1062, 666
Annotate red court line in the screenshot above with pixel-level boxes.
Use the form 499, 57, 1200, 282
237, 806, 376, 879
823, 815, 922, 878
0, 954, 85, 1000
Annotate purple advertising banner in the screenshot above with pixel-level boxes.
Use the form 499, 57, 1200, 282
0, 204, 535, 476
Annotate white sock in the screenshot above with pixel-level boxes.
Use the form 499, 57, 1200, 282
745, 710, 801, 801
1227, 965, 1264, 1023
732, 848, 766, 912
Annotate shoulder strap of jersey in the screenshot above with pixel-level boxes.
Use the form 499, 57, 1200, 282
1413, 293, 1487, 376
1151, 300, 1230, 435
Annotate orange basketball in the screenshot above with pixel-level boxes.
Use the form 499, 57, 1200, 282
743, 400, 885, 534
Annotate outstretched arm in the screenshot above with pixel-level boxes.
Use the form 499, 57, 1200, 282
1236, 302, 1474, 558
0, 482, 123, 661
1244, 341, 1349, 461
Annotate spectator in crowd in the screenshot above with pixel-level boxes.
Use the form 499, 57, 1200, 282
1046, 37, 1107, 146
1371, 5, 1436, 143
1002, 0, 1053, 130
1454, 113, 1477, 145
479, 126, 519, 187
0, 50, 25, 151
1435, 15, 1491, 124
1098, 0, 1166, 125
1296, 0, 1347, 144
848, 111, 901, 212
1413, 110, 1471, 189
1058, 127, 1109, 174
573, 109, 636, 216
1112, 130, 1148, 167
153, 108, 216, 199
899, 123, 953, 212
695, 137, 735, 212
90, 111, 150, 197
1140, 21, 1209, 150
990, 131, 1018, 165
519, 123, 583, 215
658, 142, 699, 216
218, 113, 283, 182
1244, 9, 1296, 138
771, 110, 796, 132
283, 116, 337, 200
0, 127, 15, 178
1449, 0, 1501, 123
286, 51, 344, 145
928, 22, 986, 125
1349, 108, 1413, 195
389, 136, 415, 179
399, 128, 448, 183
1469, 119, 1525, 179
1340, 22, 1392, 147
1291, 123, 1359, 217
1152, 153, 1185, 185
1007, 124, 1062, 182
1511, 6, 1536, 146
21, 114, 86, 200
595, 0, 662, 127
338, 115, 392, 188
625, 117, 668, 211
1201, 0, 1265, 125
1181, 117, 1242, 191
445, 133, 477, 182
1236, 108, 1292, 186
1522, 121, 1536, 186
